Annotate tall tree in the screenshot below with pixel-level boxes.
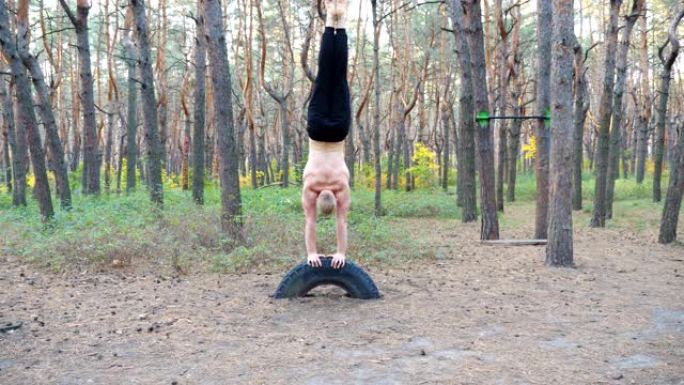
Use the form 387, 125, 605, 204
59, 0, 100, 195
372, 0, 383, 216
653, 8, 684, 203
605, 0, 643, 219
0, 66, 25, 206
16, 0, 71, 209
130, 0, 163, 205
546, 0, 574, 267
572, 37, 590, 211
448, 0, 477, 222
0, 0, 54, 219
635, 12, 650, 184
192, 0, 206, 204
533, 0, 552, 238
590, 0, 621, 227
123, 25, 138, 192
201, 0, 243, 240
463, 0, 499, 240
256, 0, 294, 188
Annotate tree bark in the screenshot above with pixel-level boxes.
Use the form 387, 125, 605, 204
546, 0, 574, 267
590, 0, 621, 227
123, 35, 138, 193
658, 119, 684, 243
130, 0, 163, 205
372, 0, 382, 216
202, 0, 243, 240
534, 0, 553, 238
495, 0, 508, 212
606, 0, 642, 219
16, 15, 72, 209
0, 65, 25, 206
0, 0, 53, 219
448, 0, 477, 223
653, 9, 684, 203
193, 0, 206, 204
572, 38, 589, 211
60, 0, 100, 195
464, 0, 499, 239
635, 14, 650, 184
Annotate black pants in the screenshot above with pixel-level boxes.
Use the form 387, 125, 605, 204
307, 27, 351, 143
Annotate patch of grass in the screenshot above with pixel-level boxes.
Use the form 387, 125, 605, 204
0, 170, 680, 273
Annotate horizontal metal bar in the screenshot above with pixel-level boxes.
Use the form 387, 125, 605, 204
484, 115, 549, 120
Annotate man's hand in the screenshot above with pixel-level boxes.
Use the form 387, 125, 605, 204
331, 253, 346, 269
307, 254, 322, 268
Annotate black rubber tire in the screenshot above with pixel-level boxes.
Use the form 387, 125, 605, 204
274, 257, 381, 299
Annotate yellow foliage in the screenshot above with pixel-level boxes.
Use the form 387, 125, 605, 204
522, 135, 537, 160
408, 142, 439, 188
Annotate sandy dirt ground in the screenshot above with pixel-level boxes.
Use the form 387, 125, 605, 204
1, 207, 683, 385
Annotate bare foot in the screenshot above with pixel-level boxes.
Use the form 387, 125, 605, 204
307, 254, 322, 268
331, 253, 346, 269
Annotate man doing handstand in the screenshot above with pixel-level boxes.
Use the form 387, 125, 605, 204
302, 0, 351, 269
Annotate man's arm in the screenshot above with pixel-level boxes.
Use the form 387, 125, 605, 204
332, 185, 350, 268
302, 187, 321, 267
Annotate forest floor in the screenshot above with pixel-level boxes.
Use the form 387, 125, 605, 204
1, 198, 683, 385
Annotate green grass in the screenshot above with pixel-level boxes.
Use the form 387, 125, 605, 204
0, 171, 680, 273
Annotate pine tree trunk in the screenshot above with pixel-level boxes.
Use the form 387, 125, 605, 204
546, 0, 574, 267
124, 37, 138, 192
635, 14, 650, 184
192, 0, 206, 204
441, 105, 450, 191
0, 69, 25, 205
372, 0, 382, 216
59, 0, 100, 195
534, 0, 553, 238
653, 9, 684, 203
495, 0, 508, 212
658, 120, 684, 243
0, 1, 53, 218
464, 0, 499, 240
202, 0, 243, 240
131, 0, 163, 205
590, 0, 621, 227
2, 128, 10, 193
572, 38, 589, 211
449, 0, 477, 222
606, 0, 641, 219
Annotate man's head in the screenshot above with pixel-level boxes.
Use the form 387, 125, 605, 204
317, 190, 336, 216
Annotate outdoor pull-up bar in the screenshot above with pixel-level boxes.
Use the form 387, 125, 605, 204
475, 111, 551, 127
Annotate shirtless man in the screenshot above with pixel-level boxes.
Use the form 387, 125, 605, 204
302, 0, 351, 269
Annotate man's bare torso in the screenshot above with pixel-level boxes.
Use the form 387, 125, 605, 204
302, 140, 349, 192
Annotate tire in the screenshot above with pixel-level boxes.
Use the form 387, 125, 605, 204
274, 257, 381, 299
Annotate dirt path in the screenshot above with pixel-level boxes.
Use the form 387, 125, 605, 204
1, 210, 683, 384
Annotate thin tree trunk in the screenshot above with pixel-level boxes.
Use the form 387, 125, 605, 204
653, 9, 684, 203
449, 0, 477, 222
372, 0, 382, 216
572, 39, 589, 211
590, 0, 621, 227
193, 0, 206, 204
635, 14, 650, 184
464, 0, 499, 240
658, 119, 684, 243
0, 66, 25, 205
202, 0, 243, 240
124, 36, 138, 192
0, 0, 53, 218
546, 0, 574, 267
130, 0, 163, 205
534, 0, 552, 238
495, 0, 508, 212
606, 0, 642, 219
60, 0, 100, 195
